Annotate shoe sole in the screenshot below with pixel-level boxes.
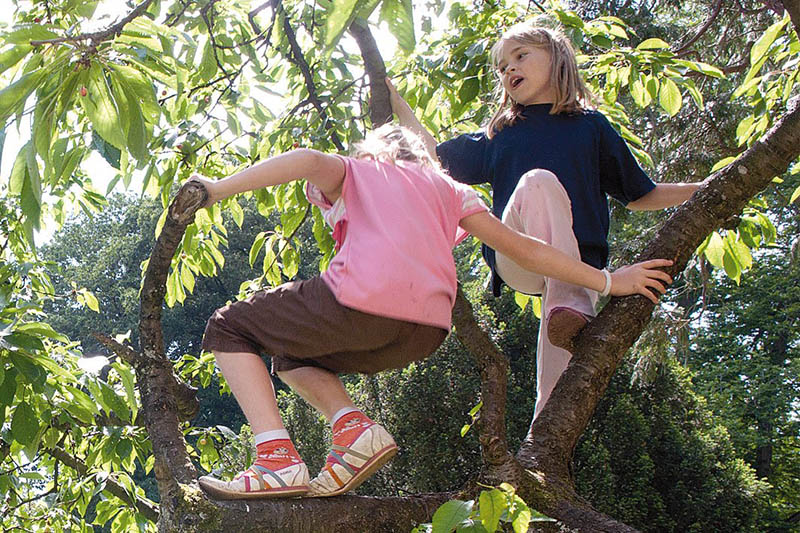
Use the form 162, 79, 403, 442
310, 443, 398, 497
547, 307, 590, 352
199, 477, 309, 500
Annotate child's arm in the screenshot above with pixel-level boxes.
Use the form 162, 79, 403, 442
385, 77, 439, 160
459, 211, 673, 302
626, 182, 702, 211
189, 149, 346, 207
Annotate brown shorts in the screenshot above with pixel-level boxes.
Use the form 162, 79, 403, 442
201, 277, 448, 375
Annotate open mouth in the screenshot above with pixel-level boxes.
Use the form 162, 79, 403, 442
510, 76, 524, 89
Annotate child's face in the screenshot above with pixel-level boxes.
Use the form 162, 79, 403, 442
496, 40, 555, 106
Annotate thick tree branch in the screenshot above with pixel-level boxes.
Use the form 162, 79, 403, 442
783, 0, 800, 37
138, 181, 207, 501
348, 19, 392, 127
521, 96, 800, 480
46, 447, 159, 522
179, 493, 456, 532
452, 288, 522, 486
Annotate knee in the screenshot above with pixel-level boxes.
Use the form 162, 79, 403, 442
517, 168, 561, 191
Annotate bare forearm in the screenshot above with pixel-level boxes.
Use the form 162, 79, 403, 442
208, 150, 320, 200
627, 182, 700, 210
514, 236, 606, 292
386, 77, 439, 160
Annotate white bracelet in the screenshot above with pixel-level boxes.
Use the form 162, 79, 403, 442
600, 268, 612, 297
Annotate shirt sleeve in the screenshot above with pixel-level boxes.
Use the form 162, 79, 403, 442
596, 114, 656, 205
436, 132, 490, 185
452, 180, 489, 245
305, 156, 349, 250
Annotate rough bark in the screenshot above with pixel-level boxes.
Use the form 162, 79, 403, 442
349, 19, 392, 127
451, 288, 523, 487
138, 181, 207, 516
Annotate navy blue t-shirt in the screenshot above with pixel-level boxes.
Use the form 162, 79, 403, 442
437, 104, 655, 296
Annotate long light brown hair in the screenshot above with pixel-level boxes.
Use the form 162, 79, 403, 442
351, 124, 438, 168
486, 22, 593, 138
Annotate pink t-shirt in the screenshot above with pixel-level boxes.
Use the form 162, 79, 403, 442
306, 156, 487, 330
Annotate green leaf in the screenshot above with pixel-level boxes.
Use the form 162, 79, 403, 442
479, 489, 505, 532
750, 16, 788, 65
181, 263, 195, 294
511, 505, 531, 533
11, 402, 38, 446
789, 185, 800, 205
92, 131, 122, 169
658, 78, 681, 116
4, 24, 61, 44
108, 63, 160, 125
703, 232, 725, 269
0, 45, 33, 76
80, 64, 126, 150
249, 232, 267, 267
710, 156, 737, 173
16, 322, 68, 343
636, 38, 669, 50
513, 291, 529, 311
0, 67, 48, 122
380, 0, 416, 52
79, 289, 100, 312
431, 500, 473, 533
324, 0, 361, 50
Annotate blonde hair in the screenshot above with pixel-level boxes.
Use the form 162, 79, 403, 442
486, 22, 593, 138
351, 124, 438, 168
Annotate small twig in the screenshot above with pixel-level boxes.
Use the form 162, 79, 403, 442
29, 0, 156, 46
674, 0, 723, 56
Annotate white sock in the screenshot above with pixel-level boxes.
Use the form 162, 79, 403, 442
330, 407, 361, 426
254, 429, 290, 445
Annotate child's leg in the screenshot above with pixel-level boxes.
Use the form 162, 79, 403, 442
494, 169, 597, 418
276, 366, 397, 497
213, 350, 285, 434
198, 350, 309, 499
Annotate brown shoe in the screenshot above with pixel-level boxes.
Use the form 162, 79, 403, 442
547, 307, 591, 352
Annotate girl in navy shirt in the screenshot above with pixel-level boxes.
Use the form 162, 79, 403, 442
387, 21, 701, 419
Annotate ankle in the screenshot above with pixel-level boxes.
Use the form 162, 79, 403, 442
255, 438, 303, 469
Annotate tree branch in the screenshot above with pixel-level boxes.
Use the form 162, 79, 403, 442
277, 3, 345, 151
674, 0, 723, 56
92, 332, 200, 422
348, 19, 391, 127
520, 96, 800, 481
783, 0, 800, 38
138, 181, 208, 500
29, 0, 156, 46
452, 288, 522, 486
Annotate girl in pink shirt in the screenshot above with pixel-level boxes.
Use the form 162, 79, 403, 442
191, 125, 672, 500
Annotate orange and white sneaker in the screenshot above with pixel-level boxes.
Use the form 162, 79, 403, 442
199, 439, 309, 499
308, 412, 398, 497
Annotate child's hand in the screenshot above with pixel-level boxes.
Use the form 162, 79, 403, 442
609, 259, 673, 303
186, 174, 219, 208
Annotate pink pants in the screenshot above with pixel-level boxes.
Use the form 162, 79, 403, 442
495, 169, 598, 419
